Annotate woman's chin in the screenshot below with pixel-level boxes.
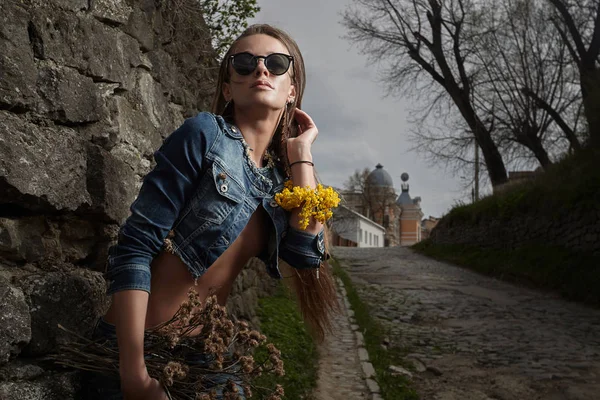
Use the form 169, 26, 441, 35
238, 99, 286, 112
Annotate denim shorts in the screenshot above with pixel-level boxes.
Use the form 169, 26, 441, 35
81, 318, 246, 400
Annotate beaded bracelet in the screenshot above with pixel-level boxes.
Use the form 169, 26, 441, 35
274, 180, 341, 229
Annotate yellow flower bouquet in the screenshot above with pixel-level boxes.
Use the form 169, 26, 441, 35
274, 181, 341, 229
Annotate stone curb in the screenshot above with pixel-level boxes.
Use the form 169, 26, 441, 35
335, 277, 383, 400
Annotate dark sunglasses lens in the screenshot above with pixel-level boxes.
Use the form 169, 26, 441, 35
265, 54, 291, 75
232, 53, 255, 75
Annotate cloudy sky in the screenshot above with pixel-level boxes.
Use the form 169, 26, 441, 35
249, 0, 471, 218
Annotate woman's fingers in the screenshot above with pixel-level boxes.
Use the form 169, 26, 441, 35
293, 108, 318, 142
294, 108, 316, 131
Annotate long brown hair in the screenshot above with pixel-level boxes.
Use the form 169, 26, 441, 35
211, 24, 338, 341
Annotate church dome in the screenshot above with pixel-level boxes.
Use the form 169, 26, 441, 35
367, 163, 394, 188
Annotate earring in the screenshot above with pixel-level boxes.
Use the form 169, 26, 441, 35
223, 100, 231, 113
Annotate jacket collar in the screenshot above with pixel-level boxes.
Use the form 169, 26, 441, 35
215, 114, 243, 140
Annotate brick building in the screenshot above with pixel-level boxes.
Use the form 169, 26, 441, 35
335, 164, 424, 247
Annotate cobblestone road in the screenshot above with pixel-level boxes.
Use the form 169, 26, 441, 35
333, 246, 600, 400
314, 282, 370, 400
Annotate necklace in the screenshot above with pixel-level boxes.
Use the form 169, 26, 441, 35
240, 136, 275, 186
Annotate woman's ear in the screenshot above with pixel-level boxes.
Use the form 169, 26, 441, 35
288, 84, 296, 104
222, 83, 232, 102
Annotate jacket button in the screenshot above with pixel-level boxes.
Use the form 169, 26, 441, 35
218, 172, 226, 180
317, 238, 325, 253
220, 184, 228, 193
269, 199, 278, 208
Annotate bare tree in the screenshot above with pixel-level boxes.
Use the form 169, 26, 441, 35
545, 0, 600, 148
329, 206, 360, 242
343, 167, 371, 194
474, 0, 583, 167
343, 0, 509, 187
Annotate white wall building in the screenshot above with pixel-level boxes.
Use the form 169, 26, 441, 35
331, 205, 386, 248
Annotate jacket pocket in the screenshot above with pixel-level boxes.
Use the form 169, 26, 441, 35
192, 161, 245, 224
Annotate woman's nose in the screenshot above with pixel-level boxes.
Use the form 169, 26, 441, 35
255, 59, 269, 76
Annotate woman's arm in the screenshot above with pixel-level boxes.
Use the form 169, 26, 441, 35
286, 108, 321, 232
287, 142, 324, 235
112, 291, 166, 399
105, 113, 217, 397
277, 108, 326, 269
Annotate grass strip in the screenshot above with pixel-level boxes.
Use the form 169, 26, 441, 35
412, 241, 600, 306
331, 257, 419, 400
255, 284, 318, 400
443, 148, 600, 224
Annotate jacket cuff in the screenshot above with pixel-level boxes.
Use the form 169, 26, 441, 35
279, 227, 326, 269
106, 265, 152, 295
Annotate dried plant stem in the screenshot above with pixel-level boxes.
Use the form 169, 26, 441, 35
53, 290, 286, 400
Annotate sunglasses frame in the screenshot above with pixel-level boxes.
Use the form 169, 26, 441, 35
229, 52, 294, 76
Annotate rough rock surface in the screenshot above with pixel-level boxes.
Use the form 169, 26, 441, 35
0, 372, 78, 400
0, 277, 31, 365
0, 111, 91, 212
19, 269, 109, 356
0, 1, 277, 398
429, 198, 600, 256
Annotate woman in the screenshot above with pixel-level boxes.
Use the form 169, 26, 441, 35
90, 24, 338, 399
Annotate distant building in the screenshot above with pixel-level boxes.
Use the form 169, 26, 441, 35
396, 173, 424, 246
330, 205, 386, 248
421, 216, 440, 240
334, 164, 426, 247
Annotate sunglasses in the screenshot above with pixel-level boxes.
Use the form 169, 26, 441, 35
229, 52, 294, 76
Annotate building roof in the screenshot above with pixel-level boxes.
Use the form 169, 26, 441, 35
338, 205, 386, 231
366, 163, 394, 188
396, 190, 413, 205
396, 173, 421, 207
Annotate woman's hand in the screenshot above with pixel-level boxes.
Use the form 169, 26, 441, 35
122, 370, 168, 400
287, 108, 318, 163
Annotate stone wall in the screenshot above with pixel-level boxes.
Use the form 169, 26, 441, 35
429, 193, 600, 255
0, 1, 276, 398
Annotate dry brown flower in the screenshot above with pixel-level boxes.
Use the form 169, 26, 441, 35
266, 343, 281, 357
55, 289, 285, 400
274, 384, 284, 396
243, 384, 253, 398
239, 355, 255, 373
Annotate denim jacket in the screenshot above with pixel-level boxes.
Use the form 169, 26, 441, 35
106, 112, 326, 295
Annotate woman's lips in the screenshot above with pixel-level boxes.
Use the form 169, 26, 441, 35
251, 80, 273, 89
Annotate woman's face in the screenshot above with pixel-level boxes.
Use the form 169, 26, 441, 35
223, 34, 296, 112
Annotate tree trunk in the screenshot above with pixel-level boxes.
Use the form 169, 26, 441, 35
518, 133, 553, 169
453, 92, 509, 187
580, 66, 600, 149
533, 144, 552, 169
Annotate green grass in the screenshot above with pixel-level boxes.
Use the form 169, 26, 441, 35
254, 284, 318, 400
443, 148, 600, 225
418, 148, 600, 307
331, 258, 419, 400
413, 240, 600, 306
